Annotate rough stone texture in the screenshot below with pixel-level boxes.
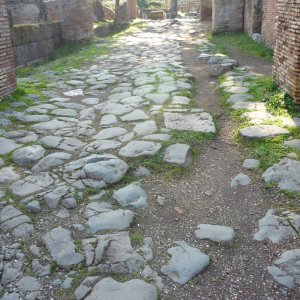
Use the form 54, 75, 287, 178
261, 0, 277, 48
119, 141, 162, 158
273, 0, 300, 104
0, 167, 20, 183
85, 277, 158, 300
161, 241, 210, 285
243, 159, 260, 169
240, 125, 289, 139
230, 173, 251, 187
244, 0, 263, 37
42, 227, 84, 267
0, 0, 16, 100
163, 144, 192, 167
212, 0, 244, 33
113, 182, 148, 209
254, 209, 299, 244
12, 145, 45, 167
267, 249, 300, 289
262, 158, 300, 192
195, 224, 235, 245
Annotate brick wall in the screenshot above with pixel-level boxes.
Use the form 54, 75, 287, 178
212, 0, 244, 33
261, 0, 277, 48
0, 0, 16, 100
200, 0, 212, 20
127, 0, 137, 20
273, 0, 300, 104
61, 0, 94, 41
244, 0, 262, 36
45, 0, 60, 22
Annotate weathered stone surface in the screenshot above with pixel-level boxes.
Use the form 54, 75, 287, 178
0, 167, 20, 184
42, 227, 84, 267
195, 224, 235, 245
227, 93, 253, 103
94, 127, 127, 140
31, 120, 71, 133
85, 278, 158, 300
161, 241, 210, 285
267, 249, 300, 289
41, 136, 85, 152
133, 120, 157, 135
119, 141, 162, 158
52, 109, 77, 117
120, 110, 149, 122
164, 112, 215, 133
254, 209, 299, 243
101, 103, 133, 115
0, 138, 21, 155
243, 159, 260, 170
85, 140, 122, 154
100, 114, 118, 127
262, 158, 300, 192
284, 139, 300, 151
143, 134, 171, 141
231, 173, 251, 187
44, 185, 69, 208
83, 155, 128, 184
12, 145, 45, 167
240, 125, 289, 139
32, 152, 72, 172
145, 93, 169, 104
113, 182, 148, 209
163, 144, 192, 167
9, 173, 54, 197
16, 276, 41, 292
224, 86, 249, 94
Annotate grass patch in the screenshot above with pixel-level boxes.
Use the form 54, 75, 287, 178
172, 131, 215, 146
129, 231, 144, 247
208, 31, 273, 60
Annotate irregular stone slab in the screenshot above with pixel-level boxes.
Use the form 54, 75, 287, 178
42, 227, 84, 267
83, 155, 128, 184
145, 93, 169, 104
195, 224, 235, 245
243, 159, 260, 170
108, 92, 131, 102
143, 134, 171, 141
113, 182, 147, 209
227, 93, 253, 104
161, 241, 210, 285
31, 120, 71, 134
44, 185, 70, 208
139, 237, 153, 261
52, 109, 77, 117
133, 85, 155, 96
100, 114, 118, 127
163, 144, 192, 167
267, 249, 300, 289
101, 103, 133, 115
32, 152, 72, 172
120, 110, 149, 122
232, 102, 266, 111
83, 231, 145, 271
86, 207, 134, 233
262, 158, 300, 192
240, 125, 289, 139
119, 141, 162, 158
231, 173, 251, 187
13, 145, 46, 167
80, 108, 95, 120
0, 167, 20, 184
85, 140, 121, 153
157, 85, 177, 93
16, 276, 41, 292
0, 205, 34, 238
172, 96, 190, 105
120, 96, 146, 106
142, 265, 164, 290
164, 112, 215, 133
18, 114, 50, 123
133, 120, 157, 135
94, 127, 127, 140
82, 98, 99, 105
284, 139, 300, 151
224, 86, 249, 94
63, 89, 84, 97
85, 278, 158, 300
254, 209, 299, 243
0, 138, 21, 155
9, 173, 54, 197
40, 136, 85, 152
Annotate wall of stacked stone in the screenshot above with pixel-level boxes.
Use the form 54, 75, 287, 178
200, 0, 212, 20
61, 0, 94, 41
261, 0, 277, 48
212, 0, 244, 33
244, 0, 262, 36
11, 22, 61, 65
0, 0, 16, 100
45, 0, 60, 22
273, 0, 300, 104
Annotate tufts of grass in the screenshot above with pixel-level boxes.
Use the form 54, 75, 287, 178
208, 31, 273, 60
129, 231, 145, 247
172, 131, 215, 145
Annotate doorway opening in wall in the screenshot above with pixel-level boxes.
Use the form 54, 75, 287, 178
178, 0, 212, 20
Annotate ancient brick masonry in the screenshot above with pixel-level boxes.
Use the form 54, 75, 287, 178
261, 0, 277, 48
244, 0, 262, 36
61, 0, 94, 41
273, 0, 300, 104
200, 0, 212, 21
0, 0, 16, 100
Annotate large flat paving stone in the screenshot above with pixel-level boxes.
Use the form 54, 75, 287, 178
0, 167, 20, 184
163, 144, 192, 167
93, 127, 127, 140
85, 277, 158, 300
43, 227, 84, 267
240, 125, 289, 139
32, 152, 72, 172
119, 141, 162, 158
12, 145, 46, 167
262, 158, 300, 192
120, 109, 149, 122
101, 103, 133, 115
31, 120, 71, 134
284, 139, 300, 151
133, 120, 157, 135
161, 241, 210, 285
164, 112, 215, 133
0, 138, 21, 155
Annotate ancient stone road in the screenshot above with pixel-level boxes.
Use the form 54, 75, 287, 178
0, 19, 299, 299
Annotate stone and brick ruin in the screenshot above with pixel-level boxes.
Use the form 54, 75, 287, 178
0, 0, 299, 104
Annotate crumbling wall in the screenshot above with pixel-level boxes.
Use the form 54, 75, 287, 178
212, 0, 244, 33
115, 0, 129, 25
0, 0, 16, 100
261, 0, 277, 48
244, 0, 262, 36
273, 0, 300, 104
61, 0, 94, 41
200, 0, 212, 21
